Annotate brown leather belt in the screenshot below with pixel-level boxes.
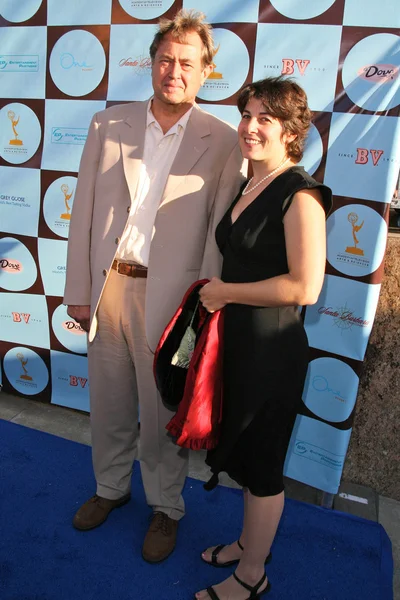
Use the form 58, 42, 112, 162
112, 260, 148, 278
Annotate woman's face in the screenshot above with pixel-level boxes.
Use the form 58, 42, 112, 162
238, 97, 294, 164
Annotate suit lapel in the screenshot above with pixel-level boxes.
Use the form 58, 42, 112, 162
119, 101, 147, 203
160, 105, 210, 208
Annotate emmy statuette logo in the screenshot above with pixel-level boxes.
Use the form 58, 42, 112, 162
16, 352, 32, 381
60, 183, 74, 220
346, 212, 364, 256
207, 45, 223, 80
8, 110, 23, 146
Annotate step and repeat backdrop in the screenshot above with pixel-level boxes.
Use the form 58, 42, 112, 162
0, 0, 399, 493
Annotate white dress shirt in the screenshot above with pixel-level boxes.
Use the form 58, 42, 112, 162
115, 99, 193, 266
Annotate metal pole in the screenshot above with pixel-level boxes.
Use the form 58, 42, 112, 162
320, 492, 335, 509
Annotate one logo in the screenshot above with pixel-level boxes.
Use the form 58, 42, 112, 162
355, 148, 384, 166
0, 55, 39, 72
318, 303, 370, 331
357, 64, 398, 83
60, 53, 94, 72
345, 212, 364, 257
51, 127, 88, 145
8, 110, 23, 146
207, 45, 223, 80
12, 312, 31, 324
60, 184, 74, 220
69, 375, 88, 388
119, 54, 151, 76
312, 375, 345, 403
62, 320, 85, 335
0, 258, 23, 273
281, 59, 310, 77
16, 352, 33, 381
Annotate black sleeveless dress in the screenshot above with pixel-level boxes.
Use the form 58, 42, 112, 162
205, 166, 332, 496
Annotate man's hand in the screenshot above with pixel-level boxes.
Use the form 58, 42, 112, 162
67, 305, 91, 333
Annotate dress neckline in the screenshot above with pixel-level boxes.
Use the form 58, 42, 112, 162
230, 165, 303, 226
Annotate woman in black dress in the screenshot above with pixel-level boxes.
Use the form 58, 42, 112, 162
195, 77, 332, 600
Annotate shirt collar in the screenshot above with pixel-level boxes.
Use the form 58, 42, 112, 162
147, 97, 193, 136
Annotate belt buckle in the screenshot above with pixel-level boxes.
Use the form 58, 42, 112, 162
115, 260, 125, 275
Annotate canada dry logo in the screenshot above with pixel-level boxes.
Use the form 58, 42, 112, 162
119, 54, 151, 76
358, 64, 398, 83
0, 258, 23, 273
16, 352, 33, 381
8, 110, 23, 146
318, 303, 370, 331
60, 183, 74, 220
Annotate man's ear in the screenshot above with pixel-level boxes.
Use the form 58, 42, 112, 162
201, 63, 213, 84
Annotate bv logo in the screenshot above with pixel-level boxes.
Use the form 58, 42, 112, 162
0, 258, 22, 273
355, 148, 384, 166
12, 312, 31, 324
69, 375, 88, 388
281, 59, 310, 76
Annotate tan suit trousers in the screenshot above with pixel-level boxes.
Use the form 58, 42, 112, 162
87, 269, 188, 520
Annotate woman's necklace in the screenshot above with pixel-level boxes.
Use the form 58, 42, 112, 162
242, 157, 290, 196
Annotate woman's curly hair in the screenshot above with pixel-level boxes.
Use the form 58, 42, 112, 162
237, 76, 312, 162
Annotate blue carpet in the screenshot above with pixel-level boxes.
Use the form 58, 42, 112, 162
0, 419, 393, 600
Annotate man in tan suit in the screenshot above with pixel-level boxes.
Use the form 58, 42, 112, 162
63, 9, 245, 562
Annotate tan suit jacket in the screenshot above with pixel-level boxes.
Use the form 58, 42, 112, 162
63, 100, 246, 351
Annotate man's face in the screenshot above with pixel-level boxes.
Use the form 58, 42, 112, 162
152, 31, 212, 108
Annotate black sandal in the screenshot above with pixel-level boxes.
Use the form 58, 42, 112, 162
201, 539, 272, 568
198, 571, 271, 599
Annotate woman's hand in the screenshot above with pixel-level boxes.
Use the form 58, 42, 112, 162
199, 277, 228, 313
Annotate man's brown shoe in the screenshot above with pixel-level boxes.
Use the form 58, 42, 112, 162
142, 512, 179, 563
72, 493, 131, 531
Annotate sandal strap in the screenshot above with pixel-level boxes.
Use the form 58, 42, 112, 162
206, 586, 221, 600
211, 544, 225, 565
237, 539, 244, 551
233, 571, 267, 597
